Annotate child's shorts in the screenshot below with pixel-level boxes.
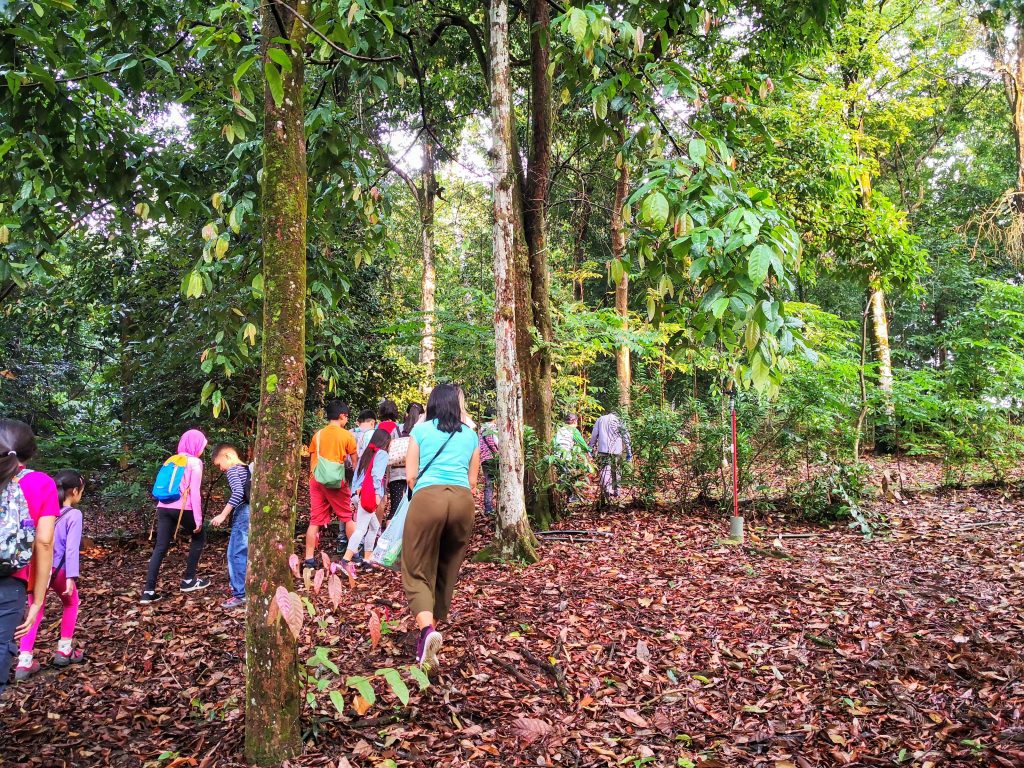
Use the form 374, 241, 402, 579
309, 477, 353, 525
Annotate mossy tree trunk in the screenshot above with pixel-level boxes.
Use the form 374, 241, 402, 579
611, 137, 631, 412
489, 0, 539, 563
244, 2, 308, 763
522, 0, 556, 526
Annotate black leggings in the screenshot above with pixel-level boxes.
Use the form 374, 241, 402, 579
388, 479, 408, 521
145, 508, 206, 591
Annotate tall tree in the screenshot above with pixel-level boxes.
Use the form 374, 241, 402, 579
489, 0, 539, 562
419, 137, 438, 388
244, 1, 309, 762
610, 128, 631, 411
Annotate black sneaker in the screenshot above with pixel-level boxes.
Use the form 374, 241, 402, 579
302, 558, 317, 574
140, 591, 163, 605
180, 578, 211, 593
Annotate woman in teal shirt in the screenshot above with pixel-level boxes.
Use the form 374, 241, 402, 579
402, 384, 481, 670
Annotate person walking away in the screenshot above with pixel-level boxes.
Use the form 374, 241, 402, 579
0, 420, 57, 696
303, 401, 357, 573
387, 403, 423, 519
353, 409, 377, 463
478, 408, 498, 516
340, 428, 391, 580
142, 429, 210, 604
209, 445, 251, 611
16, 470, 86, 680
401, 384, 480, 670
554, 414, 592, 504
378, 400, 401, 437
588, 412, 632, 501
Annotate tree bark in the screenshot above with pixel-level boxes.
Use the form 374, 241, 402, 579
611, 150, 631, 412
489, 0, 539, 563
419, 137, 437, 391
869, 284, 893, 397
522, 0, 556, 525
245, 2, 308, 762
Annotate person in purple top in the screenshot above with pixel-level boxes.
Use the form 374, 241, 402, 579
15, 469, 86, 681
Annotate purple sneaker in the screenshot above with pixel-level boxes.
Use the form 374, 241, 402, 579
416, 627, 443, 669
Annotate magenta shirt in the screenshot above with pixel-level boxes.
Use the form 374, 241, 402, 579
13, 469, 60, 582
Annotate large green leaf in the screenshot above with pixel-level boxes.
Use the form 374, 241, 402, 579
641, 192, 670, 230
748, 244, 772, 286
264, 61, 284, 108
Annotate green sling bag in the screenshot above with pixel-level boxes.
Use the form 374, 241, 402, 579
312, 430, 347, 489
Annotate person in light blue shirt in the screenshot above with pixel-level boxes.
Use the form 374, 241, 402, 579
402, 384, 480, 671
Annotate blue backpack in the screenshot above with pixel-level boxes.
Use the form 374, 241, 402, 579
152, 454, 189, 503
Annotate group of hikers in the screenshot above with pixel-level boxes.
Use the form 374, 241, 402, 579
0, 384, 633, 693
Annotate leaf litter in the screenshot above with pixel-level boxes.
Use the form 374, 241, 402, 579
1, 478, 1022, 766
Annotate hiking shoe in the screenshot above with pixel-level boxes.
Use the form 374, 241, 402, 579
302, 558, 317, 575
343, 560, 357, 585
221, 596, 245, 610
52, 648, 85, 667
14, 660, 40, 682
180, 577, 211, 593
417, 628, 443, 670
140, 591, 164, 605
357, 559, 376, 572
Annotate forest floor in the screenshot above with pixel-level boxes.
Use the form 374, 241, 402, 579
2, 465, 1024, 768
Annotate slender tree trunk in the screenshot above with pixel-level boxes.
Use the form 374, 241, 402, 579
489, 0, 538, 563
571, 189, 591, 301
419, 137, 437, 391
869, 284, 893, 398
523, 0, 556, 525
245, 3, 308, 762
611, 149, 631, 412
854, 294, 870, 462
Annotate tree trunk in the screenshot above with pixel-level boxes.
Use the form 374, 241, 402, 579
419, 137, 437, 391
571, 189, 591, 301
869, 284, 893, 398
611, 150, 631, 412
245, 3, 308, 762
522, 0, 556, 525
488, 0, 539, 563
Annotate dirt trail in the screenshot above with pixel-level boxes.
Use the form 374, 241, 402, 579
2, 486, 1023, 767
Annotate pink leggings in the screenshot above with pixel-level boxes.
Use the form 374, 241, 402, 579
19, 568, 79, 653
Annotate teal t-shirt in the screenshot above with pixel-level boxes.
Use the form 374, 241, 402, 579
411, 419, 479, 492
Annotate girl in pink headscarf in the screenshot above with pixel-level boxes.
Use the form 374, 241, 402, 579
141, 429, 210, 604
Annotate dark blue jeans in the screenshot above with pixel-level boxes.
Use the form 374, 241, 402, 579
227, 504, 250, 599
0, 576, 27, 696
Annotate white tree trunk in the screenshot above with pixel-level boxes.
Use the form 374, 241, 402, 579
489, 0, 537, 562
419, 138, 437, 392
869, 286, 893, 399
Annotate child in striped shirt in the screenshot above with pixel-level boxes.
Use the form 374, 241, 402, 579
210, 444, 251, 611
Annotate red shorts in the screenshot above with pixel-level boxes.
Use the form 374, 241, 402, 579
309, 477, 353, 526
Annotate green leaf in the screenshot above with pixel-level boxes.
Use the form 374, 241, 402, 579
233, 56, 259, 86
688, 138, 707, 166
329, 690, 346, 715
745, 322, 761, 352
264, 62, 284, 108
185, 271, 204, 299
200, 381, 216, 403
149, 56, 174, 75
267, 48, 293, 74
346, 675, 376, 705
593, 93, 608, 120
406, 665, 430, 691
711, 296, 729, 319
375, 668, 410, 705
0, 138, 17, 161
748, 244, 772, 286
641, 191, 670, 230
568, 8, 588, 43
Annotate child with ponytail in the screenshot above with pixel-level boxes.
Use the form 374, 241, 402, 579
340, 427, 391, 580
15, 469, 86, 680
